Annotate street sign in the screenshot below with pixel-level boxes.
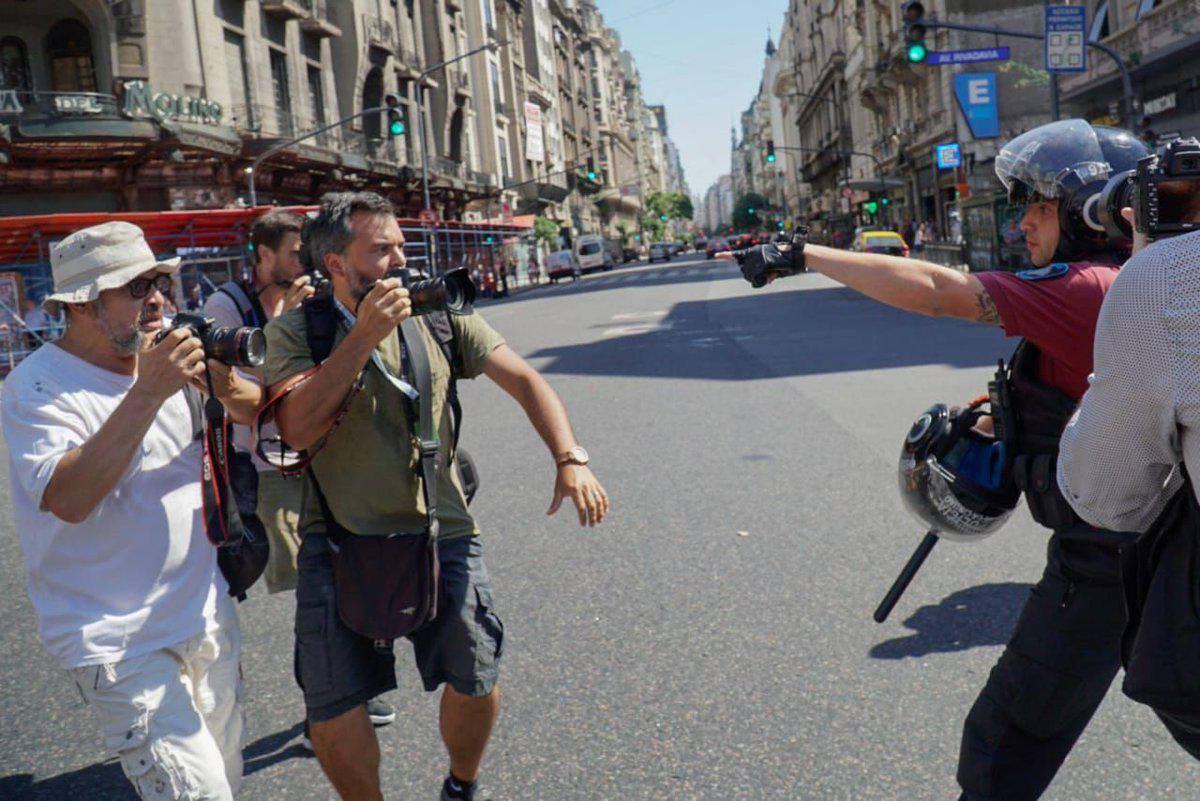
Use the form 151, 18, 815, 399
1045, 5, 1086, 73
935, 143, 962, 170
927, 47, 1010, 66
953, 73, 1000, 139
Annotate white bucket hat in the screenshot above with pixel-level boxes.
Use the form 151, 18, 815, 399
43, 221, 181, 313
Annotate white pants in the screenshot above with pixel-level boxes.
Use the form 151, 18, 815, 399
70, 595, 244, 800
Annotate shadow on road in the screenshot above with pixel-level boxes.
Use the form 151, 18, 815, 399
869, 582, 1032, 660
528, 285, 1008, 380
0, 722, 311, 799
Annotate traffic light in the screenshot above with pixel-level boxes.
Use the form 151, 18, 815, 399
660, 214, 668, 222
586, 157, 597, 181
384, 93, 405, 136
748, 207, 756, 214
882, 197, 890, 206
903, 2, 928, 64
864, 200, 879, 215
766, 140, 777, 163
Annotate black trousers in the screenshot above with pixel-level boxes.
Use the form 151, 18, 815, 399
957, 524, 1133, 801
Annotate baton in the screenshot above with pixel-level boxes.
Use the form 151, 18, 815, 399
873, 530, 939, 623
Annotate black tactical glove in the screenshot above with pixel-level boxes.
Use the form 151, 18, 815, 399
733, 228, 809, 288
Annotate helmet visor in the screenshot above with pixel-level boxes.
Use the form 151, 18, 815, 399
995, 119, 1113, 204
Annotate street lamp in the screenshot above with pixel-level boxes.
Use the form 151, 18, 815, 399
415, 40, 510, 272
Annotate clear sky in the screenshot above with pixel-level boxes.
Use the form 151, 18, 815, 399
596, 0, 789, 199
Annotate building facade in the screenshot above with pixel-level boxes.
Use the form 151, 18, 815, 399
0, 0, 685, 242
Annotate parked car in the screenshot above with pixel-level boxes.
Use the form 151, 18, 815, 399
706, 237, 731, 259
668, 242, 686, 256
621, 247, 638, 263
648, 243, 672, 263
576, 234, 614, 274
547, 249, 582, 281
694, 238, 708, 252
851, 230, 910, 257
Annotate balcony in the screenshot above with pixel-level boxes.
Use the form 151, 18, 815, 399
363, 15, 396, 53
1060, 0, 1192, 95
450, 68, 471, 96
493, 97, 511, 118
433, 156, 465, 181
468, 169, 496, 188
299, 0, 342, 37
261, 0, 306, 19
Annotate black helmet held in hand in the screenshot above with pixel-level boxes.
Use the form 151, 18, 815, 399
995, 119, 1148, 262
898, 401, 1020, 542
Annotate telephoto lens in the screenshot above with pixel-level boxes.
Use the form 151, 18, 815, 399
405, 267, 476, 316
159, 312, 266, 368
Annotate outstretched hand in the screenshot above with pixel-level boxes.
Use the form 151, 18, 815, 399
548, 464, 610, 527
718, 241, 806, 288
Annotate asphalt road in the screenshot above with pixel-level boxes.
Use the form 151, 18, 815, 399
2, 253, 1196, 800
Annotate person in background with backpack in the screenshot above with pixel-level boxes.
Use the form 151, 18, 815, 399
204, 209, 399, 739
264, 192, 610, 801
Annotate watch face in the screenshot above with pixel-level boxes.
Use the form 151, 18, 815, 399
569, 446, 589, 464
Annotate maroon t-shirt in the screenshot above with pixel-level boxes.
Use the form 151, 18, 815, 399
975, 262, 1119, 400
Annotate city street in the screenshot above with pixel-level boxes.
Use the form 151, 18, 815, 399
2, 252, 1197, 800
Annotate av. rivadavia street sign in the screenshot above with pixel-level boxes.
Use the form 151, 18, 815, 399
927, 47, 1010, 66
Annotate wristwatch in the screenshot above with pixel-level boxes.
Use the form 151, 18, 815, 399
556, 445, 590, 467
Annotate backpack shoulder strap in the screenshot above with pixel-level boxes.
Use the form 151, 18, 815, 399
303, 294, 338, 364
422, 311, 464, 450
182, 385, 204, 441
217, 280, 267, 328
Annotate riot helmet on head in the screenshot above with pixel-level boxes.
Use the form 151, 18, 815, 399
995, 119, 1148, 262
898, 401, 1020, 542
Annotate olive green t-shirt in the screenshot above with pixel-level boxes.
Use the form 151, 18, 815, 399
264, 306, 505, 538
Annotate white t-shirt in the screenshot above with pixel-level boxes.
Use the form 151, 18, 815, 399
203, 288, 276, 472
1, 344, 225, 669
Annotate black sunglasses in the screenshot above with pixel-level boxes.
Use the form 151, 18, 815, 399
126, 274, 173, 300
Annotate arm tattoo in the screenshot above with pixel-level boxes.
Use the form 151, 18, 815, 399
975, 290, 1002, 326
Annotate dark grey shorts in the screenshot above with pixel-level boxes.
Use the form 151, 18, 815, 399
294, 532, 504, 723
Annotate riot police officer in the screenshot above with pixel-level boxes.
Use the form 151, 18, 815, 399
724, 119, 1149, 800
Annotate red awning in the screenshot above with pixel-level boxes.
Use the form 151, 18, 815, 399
0, 206, 533, 265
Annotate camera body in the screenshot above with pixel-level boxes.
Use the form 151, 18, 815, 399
371, 266, 476, 317
1099, 137, 1200, 241
162, 312, 266, 368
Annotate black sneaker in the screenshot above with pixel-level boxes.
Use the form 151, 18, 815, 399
440, 776, 490, 801
367, 698, 396, 726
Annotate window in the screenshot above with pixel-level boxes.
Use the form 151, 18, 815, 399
490, 59, 504, 113
45, 19, 96, 92
224, 31, 251, 126
1137, 0, 1161, 18
307, 67, 327, 143
1089, 2, 1110, 42
0, 37, 31, 92
497, 132, 511, 181
269, 49, 292, 136
481, 0, 495, 31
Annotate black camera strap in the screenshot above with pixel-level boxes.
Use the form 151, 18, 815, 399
400, 316, 440, 538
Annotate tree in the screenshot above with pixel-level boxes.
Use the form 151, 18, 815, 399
647, 191, 694, 222
615, 221, 631, 247
732, 192, 769, 232
534, 216, 559, 249
641, 214, 666, 242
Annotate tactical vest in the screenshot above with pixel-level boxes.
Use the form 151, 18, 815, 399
1004, 340, 1081, 531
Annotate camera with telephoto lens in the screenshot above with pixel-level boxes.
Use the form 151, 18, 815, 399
369, 266, 476, 316
157, 312, 266, 368
1098, 137, 1200, 241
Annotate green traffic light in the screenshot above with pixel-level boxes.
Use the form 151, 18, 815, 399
864, 201, 878, 215
906, 42, 927, 63
766, 154, 776, 163
389, 120, 405, 136
660, 215, 667, 222
748, 208, 755, 214
587, 171, 597, 180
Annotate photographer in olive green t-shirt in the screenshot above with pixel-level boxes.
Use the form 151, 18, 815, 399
263, 192, 609, 801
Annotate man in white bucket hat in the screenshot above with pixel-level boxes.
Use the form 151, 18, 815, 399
1, 221, 261, 800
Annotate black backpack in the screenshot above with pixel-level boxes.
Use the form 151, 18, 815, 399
301, 294, 479, 503
1120, 466, 1200, 755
